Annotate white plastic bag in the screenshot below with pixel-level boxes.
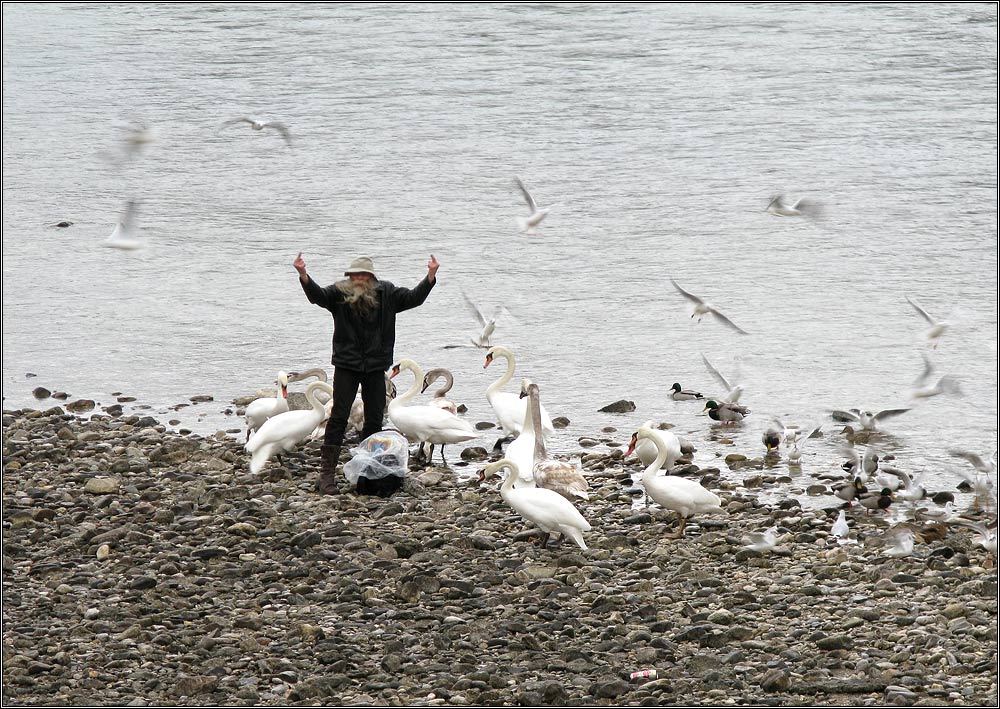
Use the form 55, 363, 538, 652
342, 430, 409, 486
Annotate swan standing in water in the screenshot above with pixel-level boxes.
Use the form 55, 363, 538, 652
484, 346, 554, 445
421, 367, 458, 414
245, 380, 333, 475
482, 458, 590, 550
626, 424, 725, 538
633, 420, 683, 472
521, 380, 589, 501
245, 371, 290, 441
389, 359, 477, 465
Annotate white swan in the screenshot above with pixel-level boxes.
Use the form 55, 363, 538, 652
389, 359, 477, 464
626, 424, 725, 538
504, 378, 539, 488
421, 367, 458, 414
523, 380, 589, 501
245, 371, 290, 441
245, 380, 333, 475
633, 420, 682, 471
484, 345, 554, 439
483, 458, 590, 550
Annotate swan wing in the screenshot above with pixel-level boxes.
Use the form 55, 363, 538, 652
508, 488, 591, 532
534, 460, 589, 500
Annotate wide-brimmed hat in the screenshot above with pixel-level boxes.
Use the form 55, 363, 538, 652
344, 256, 377, 279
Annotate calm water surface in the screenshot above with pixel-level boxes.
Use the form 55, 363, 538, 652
3, 4, 997, 501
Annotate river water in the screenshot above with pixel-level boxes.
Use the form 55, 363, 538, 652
3, 3, 997, 500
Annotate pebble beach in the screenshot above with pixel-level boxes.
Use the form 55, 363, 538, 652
2, 398, 997, 707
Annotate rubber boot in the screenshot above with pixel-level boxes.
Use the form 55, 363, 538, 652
318, 444, 341, 495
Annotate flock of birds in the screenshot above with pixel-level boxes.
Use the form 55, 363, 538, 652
239, 335, 996, 560
84, 117, 995, 560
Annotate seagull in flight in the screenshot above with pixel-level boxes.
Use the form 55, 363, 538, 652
767, 194, 824, 218
513, 176, 555, 234
909, 352, 962, 401
829, 407, 910, 432
670, 279, 749, 335
103, 200, 143, 251
904, 295, 949, 349
701, 353, 744, 403
462, 290, 510, 348
221, 117, 292, 146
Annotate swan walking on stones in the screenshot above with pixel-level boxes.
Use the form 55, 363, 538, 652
389, 359, 477, 465
245, 371, 291, 441
626, 424, 724, 538
482, 458, 590, 550
246, 380, 333, 475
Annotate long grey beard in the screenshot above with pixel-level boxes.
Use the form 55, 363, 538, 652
336, 280, 379, 314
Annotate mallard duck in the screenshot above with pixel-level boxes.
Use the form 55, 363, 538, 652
670, 383, 704, 401
704, 399, 750, 424
762, 421, 783, 454
859, 487, 894, 515
835, 477, 867, 505
626, 424, 724, 538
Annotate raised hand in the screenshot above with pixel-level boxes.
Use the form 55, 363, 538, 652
427, 254, 440, 282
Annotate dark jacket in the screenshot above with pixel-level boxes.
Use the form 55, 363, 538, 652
301, 275, 435, 372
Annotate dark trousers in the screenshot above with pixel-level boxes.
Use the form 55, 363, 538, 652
324, 367, 387, 446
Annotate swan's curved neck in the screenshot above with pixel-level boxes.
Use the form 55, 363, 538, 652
487, 349, 516, 395
641, 431, 668, 480
528, 385, 547, 462
304, 381, 334, 414
394, 361, 424, 405
499, 461, 518, 495
289, 367, 329, 384
428, 369, 454, 397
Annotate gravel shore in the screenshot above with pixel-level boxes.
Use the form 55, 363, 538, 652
3, 405, 997, 706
